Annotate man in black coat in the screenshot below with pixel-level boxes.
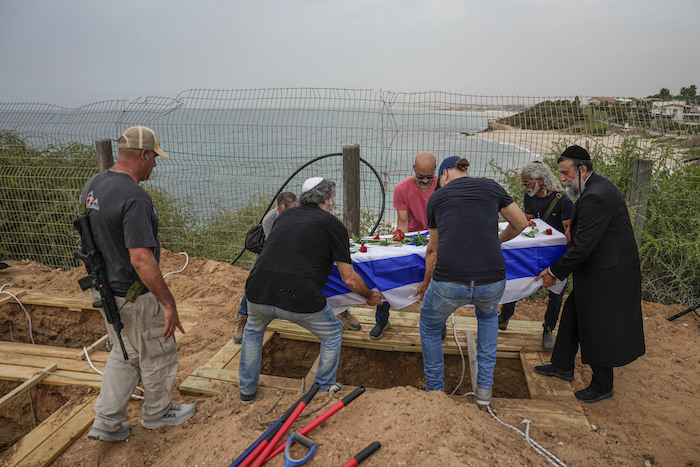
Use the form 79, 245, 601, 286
534, 145, 645, 403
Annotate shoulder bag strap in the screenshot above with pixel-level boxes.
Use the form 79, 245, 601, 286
542, 192, 563, 221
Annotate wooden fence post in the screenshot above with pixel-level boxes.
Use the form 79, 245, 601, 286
95, 139, 114, 171
343, 144, 361, 236
625, 159, 653, 249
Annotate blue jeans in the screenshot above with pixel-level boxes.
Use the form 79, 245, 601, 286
419, 279, 506, 392
239, 301, 344, 395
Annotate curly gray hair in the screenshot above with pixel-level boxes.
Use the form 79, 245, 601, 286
521, 162, 563, 193
299, 179, 336, 206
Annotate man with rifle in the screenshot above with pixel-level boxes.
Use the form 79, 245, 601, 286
79, 126, 195, 442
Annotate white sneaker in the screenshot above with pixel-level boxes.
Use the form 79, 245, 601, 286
141, 403, 196, 429
474, 387, 492, 408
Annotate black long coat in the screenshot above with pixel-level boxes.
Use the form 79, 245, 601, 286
550, 172, 645, 367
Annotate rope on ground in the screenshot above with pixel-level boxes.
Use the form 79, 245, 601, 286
1, 282, 35, 344
448, 313, 466, 396
485, 404, 568, 467
256, 384, 342, 426
162, 252, 189, 279
257, 394, 286, 426
83, 346, 144, 400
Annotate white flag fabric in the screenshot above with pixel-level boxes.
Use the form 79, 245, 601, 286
323, 219, 567, 314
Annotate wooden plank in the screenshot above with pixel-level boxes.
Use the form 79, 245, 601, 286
74, 334, 109, 360
495, 398, 590, 431
0, 350, 105, 374
0, 364, 102, 389
520, 352, 577, 401
1, 288, 200, 316
0, 342, 90, 360
193, 367, 300, 392
17, 397, 96, 467
5, 396, 96, 467
223, 331, 275, 371
179, 375, 228, 396
465, 331, 478, 394
203, 339, 241, 369
0, 289, 28, 306
0, 364, 57, 410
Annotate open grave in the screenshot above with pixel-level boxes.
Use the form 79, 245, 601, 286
0, 287, 591, 466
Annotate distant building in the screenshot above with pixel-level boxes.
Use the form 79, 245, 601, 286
652, 100, 687, 123
589, 97, 618, 106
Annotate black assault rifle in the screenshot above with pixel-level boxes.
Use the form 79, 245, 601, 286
71, 216, 129, 360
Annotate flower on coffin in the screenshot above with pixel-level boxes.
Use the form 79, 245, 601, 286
528, 219, 537, 228
373, 235, 381, 242
359, 243, 368, 253
393, 229, 404, 242
545, 228, 553, 235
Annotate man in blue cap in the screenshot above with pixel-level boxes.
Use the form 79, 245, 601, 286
415, 156, 528, 408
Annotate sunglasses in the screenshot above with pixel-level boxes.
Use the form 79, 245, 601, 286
522, 179, 536, 187
415, 173, 435, 180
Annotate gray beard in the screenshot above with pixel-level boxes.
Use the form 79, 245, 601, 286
564, 174, 586, 201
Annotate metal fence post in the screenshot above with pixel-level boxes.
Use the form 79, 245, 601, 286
343, 144, 361, 236
95, 139, 114, 171
625, 158, 653, 249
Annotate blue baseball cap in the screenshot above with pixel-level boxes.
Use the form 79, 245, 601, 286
436, 156, 460, 189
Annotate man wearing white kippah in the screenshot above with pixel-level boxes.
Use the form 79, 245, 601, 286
238, 178, 382, 403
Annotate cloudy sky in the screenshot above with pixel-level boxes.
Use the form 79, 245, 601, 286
1, 0, 698, 107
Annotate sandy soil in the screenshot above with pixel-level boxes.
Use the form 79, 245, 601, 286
0, 251, 698, 466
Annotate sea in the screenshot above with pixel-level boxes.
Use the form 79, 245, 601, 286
0, 104, 537, 227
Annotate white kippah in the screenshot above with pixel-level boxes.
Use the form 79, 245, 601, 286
301, 177, 324, 193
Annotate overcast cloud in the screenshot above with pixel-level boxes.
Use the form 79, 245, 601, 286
0, 0, 697, 107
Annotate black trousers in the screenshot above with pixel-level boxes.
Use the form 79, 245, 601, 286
551, 292, 614, 393
499, 288, 564, 329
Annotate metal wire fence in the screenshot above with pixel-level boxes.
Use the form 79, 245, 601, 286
1, 89, 698, 304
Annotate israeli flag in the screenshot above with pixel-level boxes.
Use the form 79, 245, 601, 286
323, 220, 567, 314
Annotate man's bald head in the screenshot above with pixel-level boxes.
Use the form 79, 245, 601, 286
412, 152, 437, 191
414, 152, 437, 173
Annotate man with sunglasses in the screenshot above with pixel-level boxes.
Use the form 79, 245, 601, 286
498, 161, 573, 349
369, 152, 437, 339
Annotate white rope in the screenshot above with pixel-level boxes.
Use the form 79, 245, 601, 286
1, 282, 35, 344
162, 252, 189, 279
485, 405, 568, 467
83, 346, 144, 400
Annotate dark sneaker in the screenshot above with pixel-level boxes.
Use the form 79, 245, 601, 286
240, 391, 256, 405
498, 313, 510, 331
338, 310, 361, 331
534, 364, 574, 381
87, 422, 130, 442
474, 386, 492, 408
369, 322, 390, 339
141, 403, 196, 429
575, 386, 614, 403
542, 325, 555, 350
441, 325, 447, 342
233, 314, 247, 344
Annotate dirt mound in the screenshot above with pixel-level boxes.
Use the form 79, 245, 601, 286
0, 254, 698, 466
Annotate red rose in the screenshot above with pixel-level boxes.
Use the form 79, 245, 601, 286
529, 220, 537, 227
373, 235, 381, 241
393, 229, 404, 242
545, 228, 553, 235
359, 244, 368, 252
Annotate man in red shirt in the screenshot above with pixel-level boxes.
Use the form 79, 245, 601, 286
370, 152, 437, 339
